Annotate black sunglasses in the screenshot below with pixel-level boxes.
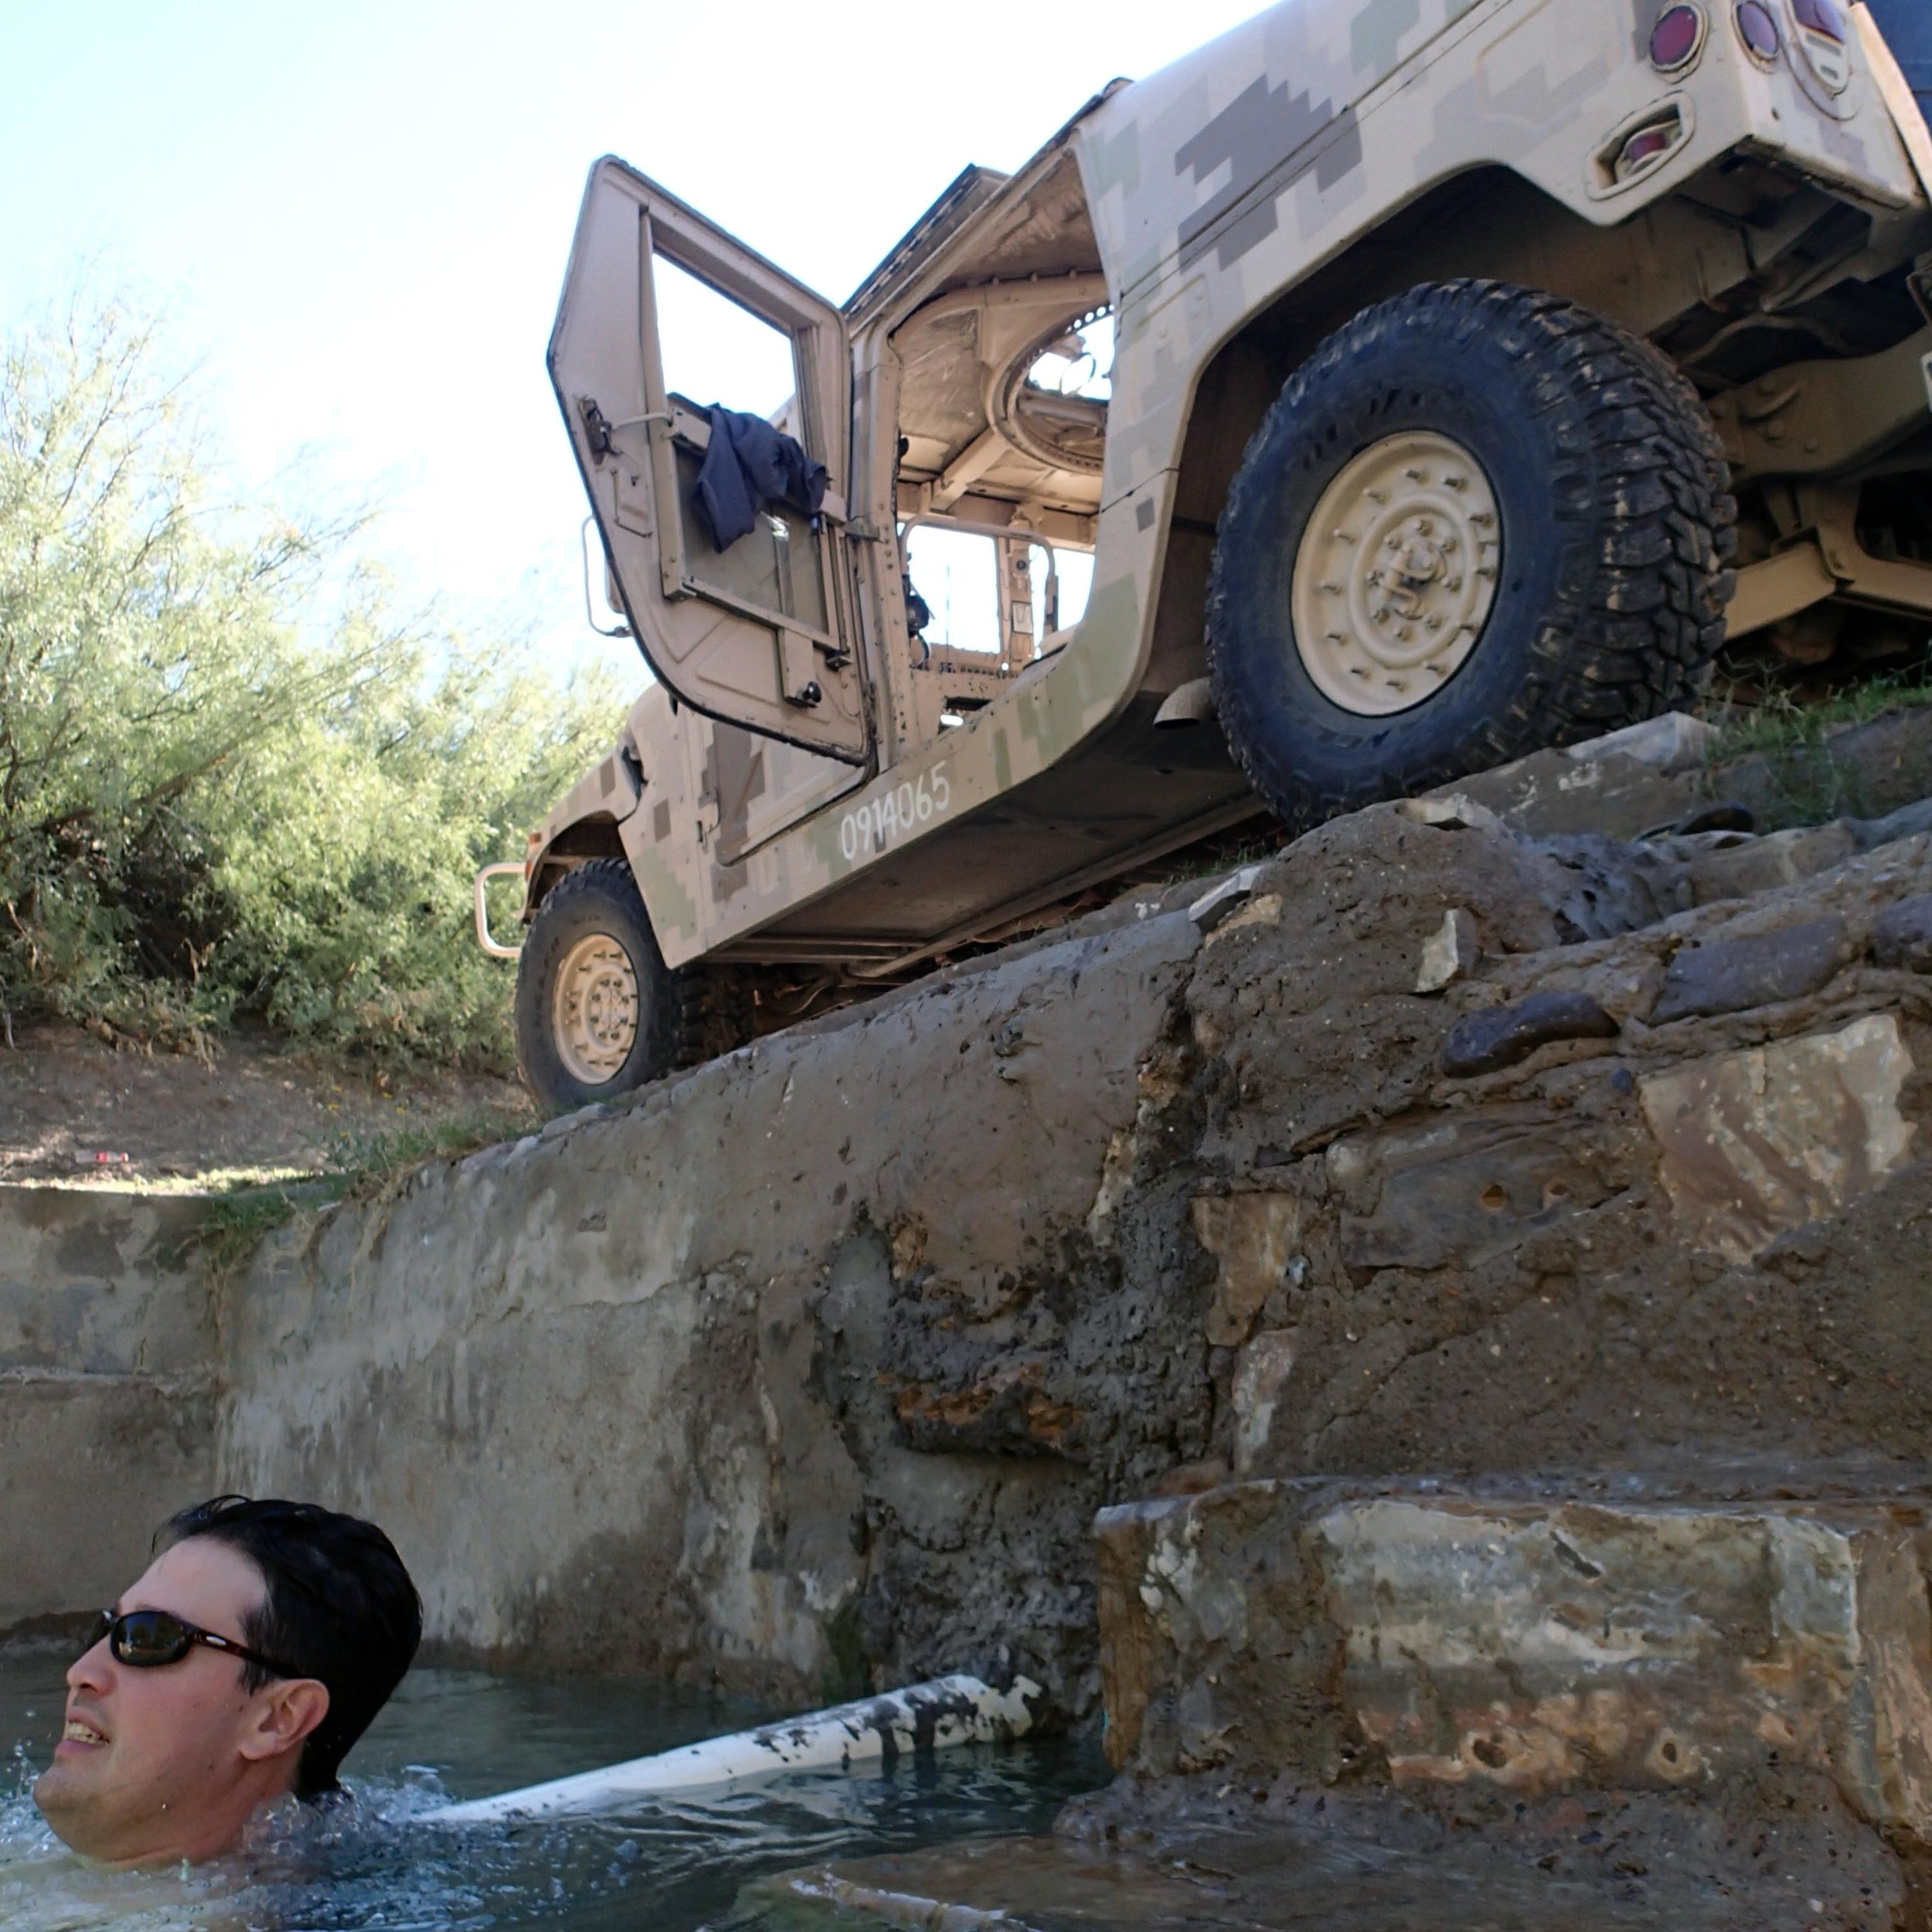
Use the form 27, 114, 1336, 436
87, 1607, 301, 1681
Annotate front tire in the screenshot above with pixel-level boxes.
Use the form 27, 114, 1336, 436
515, 859, 682, 1111
1206, 280, 1735, 828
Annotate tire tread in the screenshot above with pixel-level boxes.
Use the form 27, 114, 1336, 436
514, 857, 682, 1108
1205, 280, 1736, 826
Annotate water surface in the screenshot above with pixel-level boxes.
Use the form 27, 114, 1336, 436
1, 1645, 1102, 1930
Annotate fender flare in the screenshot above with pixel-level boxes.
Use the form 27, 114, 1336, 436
522, 740, 645, 920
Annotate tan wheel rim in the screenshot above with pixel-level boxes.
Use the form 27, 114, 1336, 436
1291, 430, 1502, 717
552, 934, 640, 1087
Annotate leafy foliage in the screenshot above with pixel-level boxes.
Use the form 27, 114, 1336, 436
0, 294, 631, 1064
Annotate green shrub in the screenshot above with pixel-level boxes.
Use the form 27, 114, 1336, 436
0, 293, 632, 1066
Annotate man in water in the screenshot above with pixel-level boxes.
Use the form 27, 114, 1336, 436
34, 1495, 422, 1866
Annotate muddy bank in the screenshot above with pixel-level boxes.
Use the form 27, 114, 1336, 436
0, 1022, 529, 1185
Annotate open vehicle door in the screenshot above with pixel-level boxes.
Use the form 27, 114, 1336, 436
551, 158, 869, 762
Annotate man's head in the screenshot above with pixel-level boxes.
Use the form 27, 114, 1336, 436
35, 1496, 422, 1867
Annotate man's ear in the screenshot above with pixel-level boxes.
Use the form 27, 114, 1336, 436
238, 1679, 331, 1766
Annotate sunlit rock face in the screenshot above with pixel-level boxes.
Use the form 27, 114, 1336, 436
1100, 1483, 1932, 1827
10, 713, 1932, 1915
190, 767, 1932, 1727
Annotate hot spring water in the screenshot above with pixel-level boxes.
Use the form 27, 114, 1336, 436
0, 1645, 1104, 1930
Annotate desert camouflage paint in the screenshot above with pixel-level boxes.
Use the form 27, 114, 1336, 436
520, 0, 1931, 971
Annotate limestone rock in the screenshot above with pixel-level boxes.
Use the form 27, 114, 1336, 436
1097, 1478, 1932, 1839
1640, 1013, 1916, 1263
1189, 1194, 1301, 1347
1229, 1331, 1296, 1475
1415, 907, 1481, 992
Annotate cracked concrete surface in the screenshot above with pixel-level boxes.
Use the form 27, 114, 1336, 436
192, 795, 1932, 1726
0, 1187, 218, 1633
7, 772, 1932, 1756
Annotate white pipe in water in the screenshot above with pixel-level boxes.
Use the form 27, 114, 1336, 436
417, 1673, 1043, 1825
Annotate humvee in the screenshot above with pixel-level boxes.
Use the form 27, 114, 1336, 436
481, 0, 1932, 1111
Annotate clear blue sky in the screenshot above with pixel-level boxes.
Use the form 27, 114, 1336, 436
1, 0, 1265, 668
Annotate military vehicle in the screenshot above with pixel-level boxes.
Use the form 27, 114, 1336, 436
480, 0, 1932, 1111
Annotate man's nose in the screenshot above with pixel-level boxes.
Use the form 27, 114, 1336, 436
67, 1636, 114, 1694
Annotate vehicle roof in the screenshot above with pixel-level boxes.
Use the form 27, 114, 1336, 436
844, 167, 1011, 325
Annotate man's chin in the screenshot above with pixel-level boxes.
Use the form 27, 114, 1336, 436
35, 1759, 111, 1850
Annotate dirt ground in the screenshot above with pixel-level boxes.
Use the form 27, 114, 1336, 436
0, 1022, 531, 1187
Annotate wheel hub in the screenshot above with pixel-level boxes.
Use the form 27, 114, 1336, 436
1291, 431, 1502, 716
553, 934, 640, 1087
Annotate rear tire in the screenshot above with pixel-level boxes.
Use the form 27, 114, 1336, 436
1206, 280, 1736, 828
515, 859, 682, 1112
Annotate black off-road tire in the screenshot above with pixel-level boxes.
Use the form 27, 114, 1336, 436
1205, 280, 1736, 828
515, 858, 682, 1111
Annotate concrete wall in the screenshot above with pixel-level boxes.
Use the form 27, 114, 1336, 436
5, 756, 1930, 1735
0, 1186, 218, 1636
208, 801, 1932, 1715
219, 910, 1211, 1706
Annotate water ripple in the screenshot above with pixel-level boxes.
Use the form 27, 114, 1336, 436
0, 1651, 1102, 1930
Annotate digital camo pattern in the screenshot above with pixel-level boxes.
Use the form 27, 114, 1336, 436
528, 0, 1930, 971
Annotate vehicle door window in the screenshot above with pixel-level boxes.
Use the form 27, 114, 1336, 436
649, 257, 830, 638
905, 525, 1002, 656
654, 255, 799, 421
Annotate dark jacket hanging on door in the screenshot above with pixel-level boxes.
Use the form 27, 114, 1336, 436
692, 407, 828, 552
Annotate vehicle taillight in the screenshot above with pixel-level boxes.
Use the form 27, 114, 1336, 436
1791, 0, 1844, 43
1649, 5, 1706, 71
1617, 121, 1682, 179
1789, 0, 1852, 92
1735, 0, 1781, 60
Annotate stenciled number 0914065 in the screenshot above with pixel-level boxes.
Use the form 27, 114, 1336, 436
838, 764, 951, 862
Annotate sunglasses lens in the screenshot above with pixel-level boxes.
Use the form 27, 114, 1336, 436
111, 1611, 193, 1667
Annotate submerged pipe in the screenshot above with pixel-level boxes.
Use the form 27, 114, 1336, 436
417, 1673, 1043, 1825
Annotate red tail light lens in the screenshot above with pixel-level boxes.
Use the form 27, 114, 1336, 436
1735, 0, 1781, 59
1650, 5, 1707, 70
1791, 0, 1845, 42
1617, 124, 1680, 179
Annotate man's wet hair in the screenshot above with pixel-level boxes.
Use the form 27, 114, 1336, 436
159, 1495, 423, 1798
